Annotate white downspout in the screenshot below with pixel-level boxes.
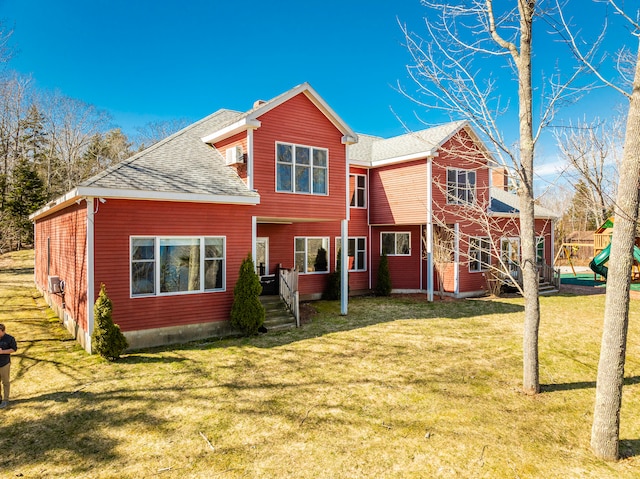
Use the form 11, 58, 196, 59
426, 159, 434, 302
86, 197, 95, 353
341, 219, 348, 315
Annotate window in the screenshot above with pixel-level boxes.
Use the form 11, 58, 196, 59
295, 237, 330, 274
469, 237, 491, 272
447, 168, 476, 204
381, 232, 410, 256
536, 236, 545, 265
336, 237, 367, 271
276, 142, 328, 194
131, 236, 225, 297
350, 174, 366, 208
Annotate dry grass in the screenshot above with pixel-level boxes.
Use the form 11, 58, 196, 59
1, 250, 639, 478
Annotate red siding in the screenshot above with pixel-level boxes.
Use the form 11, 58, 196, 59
369, 160, 427, 225
93, 199, 254, 332
34, 203, 88, 330
252, 93, 347, 221
370, 225, 423, 291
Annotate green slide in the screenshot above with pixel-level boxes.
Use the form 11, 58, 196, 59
589, 243, 640, 279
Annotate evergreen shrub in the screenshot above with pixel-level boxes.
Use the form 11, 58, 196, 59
230, 254, 265, 335
91, 284, 128, 361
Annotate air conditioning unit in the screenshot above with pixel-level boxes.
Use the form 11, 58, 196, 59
48, 275, 62, 294
225, 145, 245, 165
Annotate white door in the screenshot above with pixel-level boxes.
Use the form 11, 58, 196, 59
501, 237, 520, 280
256, 238, 269, 276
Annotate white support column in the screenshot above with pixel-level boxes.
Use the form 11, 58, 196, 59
340, 219, 348, 315
454, 222, 460, 297
252, 216, 257, 272
247, 129, 255, 191
426, 160, 434, 302
86, 197, 95, 353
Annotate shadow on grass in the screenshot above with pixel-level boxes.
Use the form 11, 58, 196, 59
0, 389, 156, 475
620, 438, 640, 459
541, 376, 640, 393
136, 296, 526, 354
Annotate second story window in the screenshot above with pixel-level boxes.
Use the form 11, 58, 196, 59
276, 143, 328, 195
447, 168, 476, 205
350, 174, 366, 208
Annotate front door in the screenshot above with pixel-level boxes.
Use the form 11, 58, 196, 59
501, 237, 520, 281
256, 237, 269, 276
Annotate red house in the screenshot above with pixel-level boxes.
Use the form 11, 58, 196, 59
30, 83, 557, 352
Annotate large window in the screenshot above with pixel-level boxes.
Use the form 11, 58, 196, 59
131, 236, 225, 297
381, 232, 410, 256
350, 174, 366, 208
276, 143, 328, 195
295, 237, 330, 274
447, 168, 476, 205
469, 237, 491, 272
336, 237, 367, 271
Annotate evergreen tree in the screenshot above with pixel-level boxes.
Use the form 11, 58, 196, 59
324, 248, 345, 300
91, 284, 128, 361
230, 254, 265, 335
314, 246, 328, 272
5, 157, 46, 248
375, 252, 392, 296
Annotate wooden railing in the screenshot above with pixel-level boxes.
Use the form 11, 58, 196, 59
539, 263, 561, 289
279, 267, 300, 327
503, 262, 560, 290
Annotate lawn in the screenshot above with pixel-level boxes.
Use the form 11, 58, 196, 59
1, 250, 639, 478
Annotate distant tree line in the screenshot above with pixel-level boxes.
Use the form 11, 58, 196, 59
0, 28, 188, 252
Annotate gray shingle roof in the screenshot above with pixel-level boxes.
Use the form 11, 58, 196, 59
490, 187, 559, 218
81, 109, 258, 199
348, 121, 467, 164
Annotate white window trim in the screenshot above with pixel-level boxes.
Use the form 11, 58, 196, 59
295, 236, 330, 275
536, 236, 545, 264
275, 142, 329, 196
468, 236, 491, 273
336, 236, 367, 272
350, 173, 367, 208
446, 167, 476, 205
130, 235, 226, 298
380, 231, 411, 256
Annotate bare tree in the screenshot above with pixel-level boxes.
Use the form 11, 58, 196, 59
554, 118, 621, 228
134, 118, 190, 150
41, 90, 111, 195
400, 0, 583, 394
558, 0, 640, 461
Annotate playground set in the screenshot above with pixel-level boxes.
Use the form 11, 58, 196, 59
555, 217, 640, 287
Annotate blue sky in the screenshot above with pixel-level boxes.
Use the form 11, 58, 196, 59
0, 0, 634, 158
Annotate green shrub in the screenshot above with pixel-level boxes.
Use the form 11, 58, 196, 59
230, 254, 265, 335
314, 246, 328, 272
324, 248, 347, 300
375, 252, 392, 296
91, 284, 128, 361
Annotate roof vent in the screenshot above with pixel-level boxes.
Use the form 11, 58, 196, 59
253, 99, 266, 108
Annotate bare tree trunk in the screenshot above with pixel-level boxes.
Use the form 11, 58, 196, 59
591, 43, 640, 461
517, 2, 541, 395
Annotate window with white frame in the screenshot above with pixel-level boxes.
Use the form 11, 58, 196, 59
350, 174, 366, 208
447, 168, 476, 204
381, 232, 410, 256
469, 237, 491, 272
295, 237, 330, 273
336, 237, 367, 271
536, 236, 545, 265
131, 236, 225, 296
276, 142, 328, 194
